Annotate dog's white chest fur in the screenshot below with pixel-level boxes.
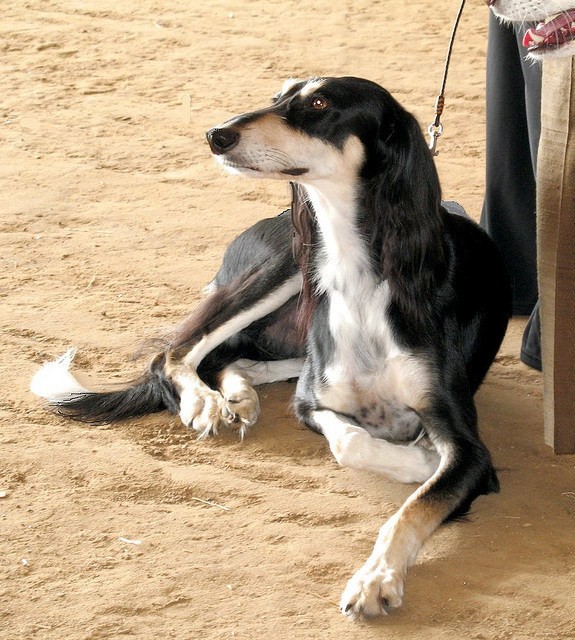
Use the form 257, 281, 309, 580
325, 277, 395, 377
303, 169, 431, 443
319, 279, 429, 442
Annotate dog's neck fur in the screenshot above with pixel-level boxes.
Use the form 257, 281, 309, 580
302, 180, 372, 296
302, 179, 398, 376
298, 166, 447, 348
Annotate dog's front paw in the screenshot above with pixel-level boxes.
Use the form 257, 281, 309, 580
218, 372, 260, 438
340, 567, 404, 621
179, 385, 225, 439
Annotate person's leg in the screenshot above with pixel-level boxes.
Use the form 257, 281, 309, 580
520, 300, 541, 370
481, 14, 541, 316
515, 22, 543, 370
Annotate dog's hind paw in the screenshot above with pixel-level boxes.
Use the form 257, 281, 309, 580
340, 567, 404, 621
178, 384, 225, 439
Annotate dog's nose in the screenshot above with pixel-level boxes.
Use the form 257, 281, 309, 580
206, 127, 240, 154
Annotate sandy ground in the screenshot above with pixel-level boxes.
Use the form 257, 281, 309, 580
1, 1, 574, 638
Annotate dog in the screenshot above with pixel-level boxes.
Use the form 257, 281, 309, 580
31, 76, 511, 620
488, 0, 575, 58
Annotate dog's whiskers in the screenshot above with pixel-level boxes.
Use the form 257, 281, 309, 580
264, 147, 299, 167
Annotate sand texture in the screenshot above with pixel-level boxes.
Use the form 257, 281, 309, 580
1, 1, 574, 638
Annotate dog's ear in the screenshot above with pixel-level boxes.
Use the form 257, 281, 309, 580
291, 182, 312, 264
290, 182, 318, 337
366, 104, 446, 332
373, 103, 440, 214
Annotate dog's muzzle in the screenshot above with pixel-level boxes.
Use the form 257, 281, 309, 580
206, 127, 240, 155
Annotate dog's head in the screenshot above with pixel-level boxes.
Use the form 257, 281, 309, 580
488, 0, 575, 59
206, 76, 432, 187
207, 77, 444, 328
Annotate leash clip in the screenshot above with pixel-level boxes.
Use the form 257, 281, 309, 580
427, 123, 443, 156
427, 0, 466, 157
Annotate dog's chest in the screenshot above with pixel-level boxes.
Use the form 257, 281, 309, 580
316, 280, 430, 441
325, 280, 394, 372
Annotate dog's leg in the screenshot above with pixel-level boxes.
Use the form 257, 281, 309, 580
339, 482, 448, 620
223, 357, 305, 385
216, 358, 305, 438
312, 409, 440, 484
167, 272, 302, 437
309, 409, 439, 617
310, 407, 493, 620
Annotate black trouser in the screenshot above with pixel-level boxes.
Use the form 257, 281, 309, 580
481, 14, 542, 369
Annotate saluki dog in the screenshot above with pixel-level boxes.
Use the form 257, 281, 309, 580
32, 76, 511, 620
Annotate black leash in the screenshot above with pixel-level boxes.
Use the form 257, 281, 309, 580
427, 0, 467, 155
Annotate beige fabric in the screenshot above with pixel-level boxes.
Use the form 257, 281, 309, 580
537, 57, 575, 453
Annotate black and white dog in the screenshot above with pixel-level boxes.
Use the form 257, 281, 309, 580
32, 77, 511, 620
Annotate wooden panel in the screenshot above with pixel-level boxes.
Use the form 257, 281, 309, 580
537, 58, 575, 453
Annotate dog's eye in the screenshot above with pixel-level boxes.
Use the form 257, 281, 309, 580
310, 96, 329, 110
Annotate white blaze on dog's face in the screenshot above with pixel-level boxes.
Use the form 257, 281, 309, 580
206, 77, 374, 185
489, 0, 575, 59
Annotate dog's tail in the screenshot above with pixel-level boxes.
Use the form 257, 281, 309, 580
30, 349, 179, 424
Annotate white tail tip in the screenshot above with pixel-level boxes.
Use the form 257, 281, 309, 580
30, 349, 90, 402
